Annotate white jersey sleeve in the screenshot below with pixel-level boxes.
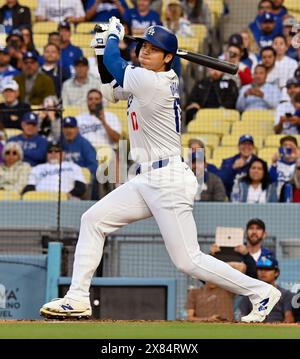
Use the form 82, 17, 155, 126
123, 66, 157, 106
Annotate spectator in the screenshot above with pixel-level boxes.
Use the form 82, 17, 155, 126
181, 0, 211, 27
272, 35, 298, 100
245, 218, 274, 263
165, 0, 194, 37
35, 0, 85, 24
23, 142, 86, 200
123, 0, 162, 36
0, 79, 30, 130
282, 16, 298, 61
270, 0, 288, 18
8, 112, 48, 166
14, 51, 56, 105
38, 96, 61, 142
185, 68, 238, 124
0, 47, 20, 85
188, 138, 226, 202
77, 89, 121, 148
239, 256, 295, 323
274, 78, 300, 134
20, 25, 37, 53
132, 0, 162, 14
186, 260, 247, 322
269, 135, 300, 194
62, 117, 98, 179
240, 29, 259, 72
220, 134, 258, 198
62, 57, 100, 107
230, 158, 277, 203
6, 29, 26, 70
0, 141, 31, 194
280, 158, 300, 202
0, 0, 31, 34
285, 91, 300, 130
41, 43, 69, 98
250, 12, 281, 49
48, 31, 61, 48
223, 44, 252, 88
85, 0, 128, 22
236, 64, 281, 111
58, 21, 83, 79
260, 46, 281, 89
0, 131, 4, 164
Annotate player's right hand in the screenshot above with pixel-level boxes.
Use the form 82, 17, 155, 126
107, 16, 125, 41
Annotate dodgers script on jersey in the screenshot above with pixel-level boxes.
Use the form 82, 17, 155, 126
123, 66, 181, 162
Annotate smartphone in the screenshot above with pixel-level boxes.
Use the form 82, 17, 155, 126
285, 113, 292, 118
95, 103, 103, 118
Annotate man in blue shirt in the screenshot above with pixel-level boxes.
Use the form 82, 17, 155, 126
58, 21, 83, 79
250, 12, 282, 48
8, 112, 48, 166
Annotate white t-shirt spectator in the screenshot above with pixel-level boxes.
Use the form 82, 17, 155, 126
76, 111, 122, 148
247, 184, 267, 203
28, 161, 85, 192
274, 101, 298, 134
36, 0, 85, 22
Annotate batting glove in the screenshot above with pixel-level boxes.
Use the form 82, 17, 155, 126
107, 16, 125, 41
90, 23, 109, 55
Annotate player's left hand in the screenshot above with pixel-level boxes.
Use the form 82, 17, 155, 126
107, 16, 124, 41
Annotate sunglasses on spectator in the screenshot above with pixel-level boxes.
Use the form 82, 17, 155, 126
4, 151, 18, 156
48, 150, 61, 153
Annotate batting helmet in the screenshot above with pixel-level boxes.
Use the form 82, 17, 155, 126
135, 25, 178, 57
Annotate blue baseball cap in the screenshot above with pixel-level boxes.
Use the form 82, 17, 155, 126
259, 12, 275, 23
63, 116, 77, 128
23, 51, 38, 61
239, 134, 254, 145
256, 256, 279, 270
22, 112, 38, 125
286, 77, 300, 87
58, 21, 71, 31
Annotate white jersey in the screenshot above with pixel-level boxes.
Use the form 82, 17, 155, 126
76, 111, 121, 148
28, 161, 85, 193
122, 66, 181, 162
274, 101, 298, 134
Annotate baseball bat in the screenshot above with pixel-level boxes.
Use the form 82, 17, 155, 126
124, 35, 238, 75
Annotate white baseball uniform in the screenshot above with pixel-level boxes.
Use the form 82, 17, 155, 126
76, 111, 121, 148
28, 161, 85, 193
66, 64, 273, 307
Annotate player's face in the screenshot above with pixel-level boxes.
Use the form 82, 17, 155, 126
139, 42, 173, 72
246, 224, 265, 246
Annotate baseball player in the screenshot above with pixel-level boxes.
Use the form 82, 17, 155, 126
40, 17, 281, 322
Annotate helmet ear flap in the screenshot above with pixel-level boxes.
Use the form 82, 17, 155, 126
135, 41, 143, 58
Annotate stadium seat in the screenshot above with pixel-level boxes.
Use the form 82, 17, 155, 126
4, 128, 22, 139
285, 0, 300, 12
0, 191, 21, 200
72, 34, 92, 48
241, 110, 275, 123
181, 133, 220, 149
63, 106, 84, 118
33, 22, 58, 34
206, 0, 224, 26
22, 191, 68, 201
265, 134, 300, 148
208, 157, 222, 168
177, 36, 200, 52
195, 108, 240, 124
231, 120, 273, 137
187, 118, 231, 137
82, 47, 95, 58
105, 107, 128, 138
258, 147, 278, 164
212, 146, 237, 162
33, 34, 48, 48
75, 22, 97, 34
221, 134, 264, 149
81, 168, 91, 184
191, 24, 208, 40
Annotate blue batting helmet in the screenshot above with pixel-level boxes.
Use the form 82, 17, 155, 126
135, 25, 178, 57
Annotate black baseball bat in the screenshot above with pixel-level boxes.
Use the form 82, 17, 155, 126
124, 35, 238, 75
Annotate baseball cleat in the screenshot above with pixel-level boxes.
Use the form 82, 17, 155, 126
241, 287, 281, 323
40, 297, 92, 319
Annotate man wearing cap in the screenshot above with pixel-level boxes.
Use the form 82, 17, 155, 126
220, 134, 257, 197
0, 47, 20, 84
0, 0, 31, 34
5, 29, 26, 70
8, 112, 48, 166
274, 77, 300, 134
62, 57, 100, 107
62, 117, 98, 180
245, 218, 274, 262
0, 80, 30, 130
35, 0, 85, 24
14, 51, 56, 105
236, 64, 281, 111
22, 142, 86, 200
282, 16, 299, 61
239, 255, 295, 322
58, 21, 83, 79
251, 12, 282, 48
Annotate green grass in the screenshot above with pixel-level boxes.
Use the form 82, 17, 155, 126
0, 321, 300, 339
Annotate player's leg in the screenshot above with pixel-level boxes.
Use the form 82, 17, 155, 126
40, 180, 152, 318
140, 163, 281, 322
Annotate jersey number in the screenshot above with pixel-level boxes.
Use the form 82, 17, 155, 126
130, 111, 139, 131
173, 98, 181, 133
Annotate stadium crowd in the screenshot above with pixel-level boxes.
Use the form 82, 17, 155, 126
0, 0, 300, 202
